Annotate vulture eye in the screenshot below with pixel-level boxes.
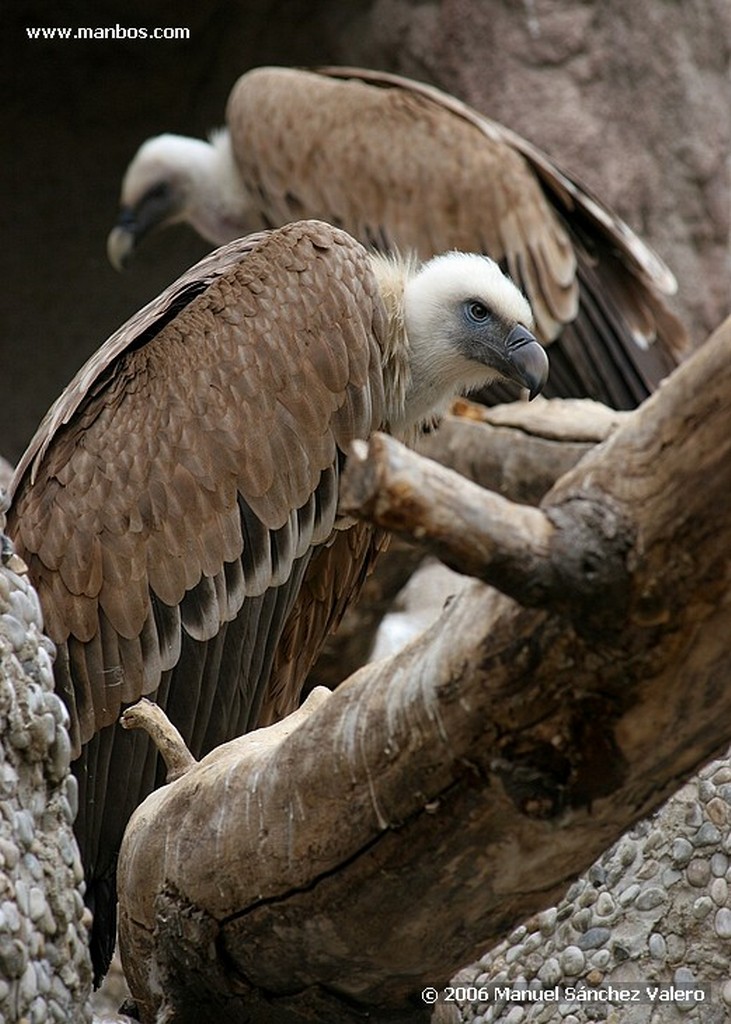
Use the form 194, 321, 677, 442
144, 182, 172, 203
466, 300, 489, 323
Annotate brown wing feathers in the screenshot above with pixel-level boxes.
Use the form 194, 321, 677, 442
10, 220, 383, 739
260, 519, 387, 728
7, 220, 386, 974
228, 66, 687, 409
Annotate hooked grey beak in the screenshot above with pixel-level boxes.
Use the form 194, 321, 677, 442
505, 324, 549, 400
107, 212, 138, 272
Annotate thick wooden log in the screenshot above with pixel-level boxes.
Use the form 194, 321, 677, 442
311, 396, 621, 690
118, 319, 731, 1023
418, 397, 627, 505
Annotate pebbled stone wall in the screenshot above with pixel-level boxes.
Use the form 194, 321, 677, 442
0, 498, 92, 1024
444, 756, 731, 1023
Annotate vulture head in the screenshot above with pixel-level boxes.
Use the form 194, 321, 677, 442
375, 250, 547, 433
107, 131, 251, 270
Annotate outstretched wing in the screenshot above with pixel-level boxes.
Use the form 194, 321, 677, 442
227, 65, 688, 408
7, 219, 386, 970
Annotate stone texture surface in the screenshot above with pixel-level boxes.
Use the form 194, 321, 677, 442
0, 509, 92, 1023
440, 755, 731, 1024
4, 0, 729, 464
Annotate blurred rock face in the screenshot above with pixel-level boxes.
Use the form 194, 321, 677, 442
366, 0, 729, 344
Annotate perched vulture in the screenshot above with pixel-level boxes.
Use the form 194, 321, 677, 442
108, 65, 689, 410
7, 219, 547, 975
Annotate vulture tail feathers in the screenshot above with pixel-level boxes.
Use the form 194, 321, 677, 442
77, 546, 316, 981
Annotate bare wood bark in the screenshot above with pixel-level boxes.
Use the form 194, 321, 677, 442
418, 397, 626, 503
343, 434, 559, 605
118, 318, 731, 1024
309, 397, 621, 689
121, 698, 197, 782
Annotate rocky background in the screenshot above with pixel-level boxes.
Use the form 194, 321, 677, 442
3, 0, 729, 465
448, 753, 731, 1024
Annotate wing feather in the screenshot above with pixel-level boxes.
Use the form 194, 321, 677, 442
259, 521, 388, 728
151, 595, 182, 671
227, 66, 577, 346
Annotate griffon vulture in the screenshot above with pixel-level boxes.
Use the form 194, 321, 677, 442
108, 65, 688, 410
7, 219, 547, 975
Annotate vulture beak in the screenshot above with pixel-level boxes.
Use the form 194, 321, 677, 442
107, 214, 138, 272
107, 183, 181, 271
504, 324, 549, 400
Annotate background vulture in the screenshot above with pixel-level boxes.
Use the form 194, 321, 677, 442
108, 65, 689, 411
6, 218, 547, 975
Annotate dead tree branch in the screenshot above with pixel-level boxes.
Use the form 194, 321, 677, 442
340, 420, 632, 632
419, 397, 627, 503
121, 699, 197, 782
311, 396, 622, 688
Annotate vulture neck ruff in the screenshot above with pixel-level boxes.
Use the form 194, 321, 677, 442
201, 129, 255, 241
367, 252, 414, 440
